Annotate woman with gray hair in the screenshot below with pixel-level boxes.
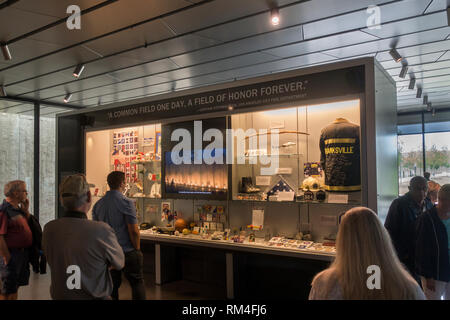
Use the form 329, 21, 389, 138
309, 206, 425, 300
0, 180, 33, 300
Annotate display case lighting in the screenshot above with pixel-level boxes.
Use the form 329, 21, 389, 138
423, 95, 428, 105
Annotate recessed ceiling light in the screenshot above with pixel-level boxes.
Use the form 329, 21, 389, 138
271, 8, 280, 26
64, 93, 72, 103
1, 43, 11, 61
73, 64, 85, 78
389, 48, 402, 63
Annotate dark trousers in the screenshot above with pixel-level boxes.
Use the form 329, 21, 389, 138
111, 249, 146, 300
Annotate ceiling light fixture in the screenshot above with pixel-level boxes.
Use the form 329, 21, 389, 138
1, 43, 11, 61
447, 7, 450, 26
423, 95, 428, 105
427, 102, 432, 112
63, 93, 72, 103
408, 77, 416, 90
416, 87, 422, 98
270, 8, 280, 26
399, 65, 408, 78
73, 64, 85, 78
432, 108, 436, 116
0, 85, 6, 97
389, 48, 402, 63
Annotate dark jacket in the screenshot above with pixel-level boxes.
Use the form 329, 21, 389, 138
319, 118, 361, 191
27, 214, 47, 274
415, 206, 450, 282
384, 193, 433, 274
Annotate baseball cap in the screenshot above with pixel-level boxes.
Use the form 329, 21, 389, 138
60, 174, 90, 198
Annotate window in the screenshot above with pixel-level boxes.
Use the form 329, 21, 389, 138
398, 134, 423, 195
425, 132, 450, 186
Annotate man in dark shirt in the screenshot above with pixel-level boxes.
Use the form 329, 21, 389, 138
93, 171, 146, 300
0, 180, 33, 300
385, 176, 433, 283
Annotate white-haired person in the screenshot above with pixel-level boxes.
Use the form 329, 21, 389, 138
0, 180, 32, 300
415, 184, 450, 300
309, 207, 425, 300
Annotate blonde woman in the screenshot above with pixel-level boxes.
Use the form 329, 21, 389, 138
309, 207, 425, 300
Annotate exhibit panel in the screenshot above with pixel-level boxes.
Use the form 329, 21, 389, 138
57, 58, 397, 299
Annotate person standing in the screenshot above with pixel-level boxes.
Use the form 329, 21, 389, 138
0, 181, 33, 300
42, 174, 124, 300
384, 176, 433, 282
309, 207, 425, 300
415, 184, 450, 300
93, 171, 146, 300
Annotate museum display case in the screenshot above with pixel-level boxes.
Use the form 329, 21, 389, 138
57, 57, 398, 298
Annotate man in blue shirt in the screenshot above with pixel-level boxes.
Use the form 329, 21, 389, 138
93, 171, 146, 300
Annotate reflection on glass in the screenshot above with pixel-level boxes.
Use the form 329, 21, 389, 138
398, 134, 424, 195
425, 132, 450, 186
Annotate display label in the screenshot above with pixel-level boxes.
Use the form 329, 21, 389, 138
252, 209, 264, 229
82, 66, 364, 128
255, 176, 271, 186
328, 194, 349, 204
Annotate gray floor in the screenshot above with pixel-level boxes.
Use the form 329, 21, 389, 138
18, 269, 226, 300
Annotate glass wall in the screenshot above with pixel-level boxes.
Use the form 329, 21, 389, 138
397, 110, 450, 195
425, 132, 450, 186
0, 113, 56, 227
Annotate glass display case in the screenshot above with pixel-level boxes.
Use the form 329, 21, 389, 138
231, 99, 362, 204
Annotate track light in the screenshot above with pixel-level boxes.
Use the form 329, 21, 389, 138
423, 95, 428, 105
63, 93, 72, 103
270, 8, 280, 25
1, 43, 11, 61
389, 48, 402, 63
399, 65, 408, 79
408, 77, 416, 90
427, 102, 432, 112
0, 85, 6, 97
73, 64, 85, 78
432, 108, 436, 116
416, 87, 422, 98
447, 7, 450, 26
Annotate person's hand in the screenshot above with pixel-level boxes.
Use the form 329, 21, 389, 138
21, 198, 30, 217
425, 278, 435, 291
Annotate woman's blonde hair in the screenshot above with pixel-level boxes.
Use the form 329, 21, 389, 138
320, 207, 419, 299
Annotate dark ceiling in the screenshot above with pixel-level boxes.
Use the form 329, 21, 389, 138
1, 0, 450, 117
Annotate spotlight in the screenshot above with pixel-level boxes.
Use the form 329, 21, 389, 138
427, 102, 432, 112
416, 87, 422, 98
408, 77, 416, 90
399, 65, 408, 79
423, 95, 428, 105
73, 64, 85, 78
1, 43, 11, 61
63, 93, 72, 103
447, 7, 450, 26
0, 85, 6, 97
389, 48, 402, 63
270, 8, 280, 25
432, 108, 436, 116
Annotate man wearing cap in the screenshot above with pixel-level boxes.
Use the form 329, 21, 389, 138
42, 174, 124, 300
0, 180, 33, 300
385, 176, 433, 283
